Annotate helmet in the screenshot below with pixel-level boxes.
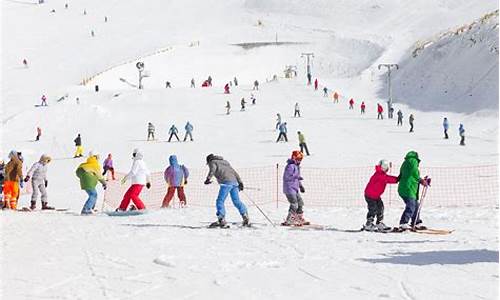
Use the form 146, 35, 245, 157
379, 159, 390, 172
206, 153, 215, 164
291, 150, 304, 162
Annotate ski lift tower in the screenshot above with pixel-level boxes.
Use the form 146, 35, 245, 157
301, 52, 314, 84
378, 63, 399, 118
136, 61, 146, 89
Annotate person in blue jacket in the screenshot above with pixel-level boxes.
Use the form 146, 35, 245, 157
443, 117, 449, 139
276, 122, 288, 142
168, 125, 180, 142
183, 121, 194, 142
459, 124, 465, 146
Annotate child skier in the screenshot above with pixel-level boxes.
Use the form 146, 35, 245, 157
24, 154, 54, 210
162, 155, 189, 207
362, 160, 398, 231
443, 117, 449, 139
204, 154, 249, 227
73, 133, 84, 158
183, 121, 194, 142
76, 154, 106, 214
276, 122, 288, 142
147, 122, 155, 141
3, 151, 23, 209
117, 149, 151, 211
360, 102, 366, 114
102, 153, 116, 180
281, 150, 308, 226
168, 125, 180, 142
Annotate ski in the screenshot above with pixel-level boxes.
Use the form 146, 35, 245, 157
18, 207, 68, 212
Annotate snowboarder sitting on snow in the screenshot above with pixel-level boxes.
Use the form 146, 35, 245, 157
162, 155, 189, 207
168, 125, 180, 142
183, 121, 194, 142
147, 122, 155, 141
204, 154, 249, 227
362, 160, 398, 231
282, 150, 308, 226
24, 154, 54, 210
276, 122, 288, 142
117, 149, 151, 211
76, 154, 106, 214
102, 153, 116, 180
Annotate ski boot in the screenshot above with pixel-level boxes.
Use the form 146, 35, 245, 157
376, 222, 391, 232
392, 223, 410, 232
209, 217, 229, 228
281, 212, 298, 226
41, 202, 55, 210
413, 223, 427, 231
362, 221, 377, 232
241, 213, 251, 227
296, 213, 310, 226
30, 201, 37, 210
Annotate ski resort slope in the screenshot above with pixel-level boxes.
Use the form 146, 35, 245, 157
1, 0, 499, 299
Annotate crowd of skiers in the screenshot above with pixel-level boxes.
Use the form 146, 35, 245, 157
146, 122, 194, 142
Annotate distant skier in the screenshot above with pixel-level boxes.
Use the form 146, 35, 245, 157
251, 94, 256, 105
389, 106, 395, 119
204, 154, 249, 227
276, 122, 288, 142
307, 73, 312, 85
102, 153, 116, 180
76, 97, 80, 105
349, 98, 354, 110
253, 80, 259, 90
76, 154, 106, 215
224, 83, 230, 94
83, 9, 86, 15
281, 150, 308, 226
35, 127, 42, 141
24, 154, 54, 210
409, 114, 415, 132
168, 125, 180, 142
65, 3, 68, 9
323, 87, 328, 97
362, 160, 398, 231
23, 59, 28, 68
73, 134, 84, 158
240, 98, 246, 111
104, 16, 108, 22
183, 121, 194, 142
294, 102, 301, 117
377, 103, 383, 119
275, 113, 282, 130
40, 95, 48, 106
397, 110, 403, 126
190, 78, 195, 88
443, 117, 449, 139
207, 76, 212, 86
314, 78, 318, 90
459, 124, 465, 146
3, 151, 23, 210
162, 155, 189, 207
333, 91, 339, 103
147, 122, 155, 141
201, 80, 209, 87
225, 101, 231, 115
117, 148, 151, 211
165, 81, 172, 88
360, 101, 366, 114
297, 131, 310, 156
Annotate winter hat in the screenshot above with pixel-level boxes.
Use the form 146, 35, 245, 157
8, 150, 17, 159
40, 154, 52, 164
132, 148, 143, 160
291, 150, 304, 162
378, 159, 390, 172
206, 154, 215, 164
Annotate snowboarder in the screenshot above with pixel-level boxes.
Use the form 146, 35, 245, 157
397, 110, 403, 126
23, 59, 28, 68
443, 117, 449, 139
73, 134, 84, 158
333, 91, 339, 103
204, 154, 249, 227
276, 113, 282, 130
377, 103, 383, 119
314, 78, 318, 90
349, 98, 354, 110
224, 83, 230, 94
35, 127, 42, 141
40, 95, 48, 106
409, 114, 415, 132
162, 155, 189, 207
225, 101, 231, 115
459, 124, 465, 146
362, 160, 398, 231
76, 154, 106, 214
294, 102, 301, 117
297, 131, 310, 156
323, 87, 328, 97
276, 122, 288, 142
307, 73, 312, 85
397, 151, 430, 230
240, 98, 246, 111
361, 101, 366, 114
251, 94, 256, 105
117, 149, 151, 211
233, 77, 238, 86
3, 151, 23, 210
147, 122, 155, 141
165, 81, 172, 88
183, 121, 194, 142
253, 80, 259, 90
102, 153, 116, 180
168, 125, 180, 142
190, 78, 195, 88
281, 151, 308, 226
24, 154, 54, 210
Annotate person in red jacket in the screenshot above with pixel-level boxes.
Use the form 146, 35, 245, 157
377, 103, 384, 119
224, 83, 230, 94
349, 98, 354, 109
314, 79, 318, 90
360, 101, 366, 114
363, 160, 398, 231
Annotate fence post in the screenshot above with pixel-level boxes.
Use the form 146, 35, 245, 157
276, 163, 279, 209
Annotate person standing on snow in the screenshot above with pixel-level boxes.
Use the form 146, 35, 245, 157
459, 124, 465, 146
323, 87, 328, 97
443, 117, 449, 139
377, 103, 384, 119
165, 81, 172, 88
224, 83, 230, 94
36, 127, 42, 141
281, 151, 308, 226
333, 91, 339, 103
253, 80, 259, 90
251, 94, 256, 105
40, 95, 48, 106
225, 101, 231, 115
76, 154, 106, 214
360, 102, 366, 114
3, 151, 23, 209
168, 125, 180, 142
389, 107, 395, 119
117, 148, 151, 211
314, 78, 318, 90
276, 122, 288, 142
207, 76, 213, 86
183, 121, 194, 142
73, 134, 84, 158
397, 110, 403, 126
240, 98, 246, 111
190, 78, 195, 88
233, 77, 238, 86
24, 154, 54, 210
204, 154, 249, 227
102, 153, 116, 180
362, 160, 398, 231
275, 113, 282, 130
294, 102, 301, 117
297, 131, 310, 156
162, 155, 189, 207
147, 122, 155, 141
23, 59, 28, 68
409, 114, 415, 132
307, 73, 312, 85
349, 98, 354, 110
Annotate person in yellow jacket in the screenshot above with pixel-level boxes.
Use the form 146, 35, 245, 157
3, 150, 23, 209
76, 153, 106, 214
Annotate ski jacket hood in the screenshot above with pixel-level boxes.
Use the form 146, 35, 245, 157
398, 151, 421, 199
165, 155, 189, 187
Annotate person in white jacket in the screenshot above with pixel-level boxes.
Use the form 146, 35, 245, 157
117, 148, 151, 211
24, 154, 54, 210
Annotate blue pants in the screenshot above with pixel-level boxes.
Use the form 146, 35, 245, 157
82, 189, 97, 214
399, 197, 422, 226
216, 183, 247, 218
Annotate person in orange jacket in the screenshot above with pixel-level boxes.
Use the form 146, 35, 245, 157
3, 150, 23, 209
333, 92, 339, 103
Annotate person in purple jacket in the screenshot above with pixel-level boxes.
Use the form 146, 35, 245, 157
282, 150, 309, 226
102, 153, 115, 180
161, 155, 189, 207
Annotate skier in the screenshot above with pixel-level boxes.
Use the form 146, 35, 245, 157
65, 3, 68, 8
281, 150, 308, 226
409, 114, 415, 132
91, 30, 95, 37
76, 97, 80, 105
459, 124, 465, 146
307, 73, 312, 85
183, 121, 194, 142
362, 160, 398, 231
251, 94, 256, 105
162, 155, 189, 207
443, 117, 449, 139
3, 151, 23, 210
377, 103, 384, 119
117, 148, 151, 211
23, 59, 28, 68
349, 98, 354, 110
314, 78, 318, 90
275, 113, 282, 130
190, 78, 195, 88
36, 127, 42, 141
147, 122, 155, 141
294, 102, 301, 117
204, 154, 249, 227
276, 122, 288, 142
253, 80, 259, 90
360, 101, 366, 114
168, 124, 180, 142
225, 101, 231, 115
234, 77, 238, 86
41, 95, 47, 106
102, 153, 116, 180
397, 151, 430, 230
207, 76, 212, 86
389, 106, 395, 119
297, 131, 310, 156
397, 110, 403, 126
333, 91, 339, 103
24, 154, 54, 210
240, 98, 246, 111
165, 81, 172, 88
104, 16, 108, 22
76, 153, 106, 214
73, 133, 84, 158
323, 87, 328, 97
224, 83, 230, 94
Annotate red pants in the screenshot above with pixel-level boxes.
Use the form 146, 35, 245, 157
162, 186, 186, 207
119, 184, 145, 210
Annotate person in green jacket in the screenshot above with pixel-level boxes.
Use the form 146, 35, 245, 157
297, 131, 310, 156
76, 154, 107, 214
397, 151, 430, 229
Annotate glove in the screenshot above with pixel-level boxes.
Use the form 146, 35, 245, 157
24, 176, 30, 182
180, 200, 187, 206
120, 177, 126, 185
102, 183, 107, 190
204, 178, 212, 185
45, 180, 48, 188
238, 182, 244, 191
425, 176, 431, 186
146, 182, 151, 189
299, 185, 305, 193
184, 179, 188, 185
420, 177, 429, 186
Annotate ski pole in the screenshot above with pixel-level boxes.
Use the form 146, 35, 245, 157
242, 191, 275, 227
413, 184, 428, 230
244, 186, 261, 191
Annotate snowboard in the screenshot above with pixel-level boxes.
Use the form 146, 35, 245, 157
104, 210, 148, 217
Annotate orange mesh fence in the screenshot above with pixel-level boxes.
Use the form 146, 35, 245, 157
103, 164, 498, 210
